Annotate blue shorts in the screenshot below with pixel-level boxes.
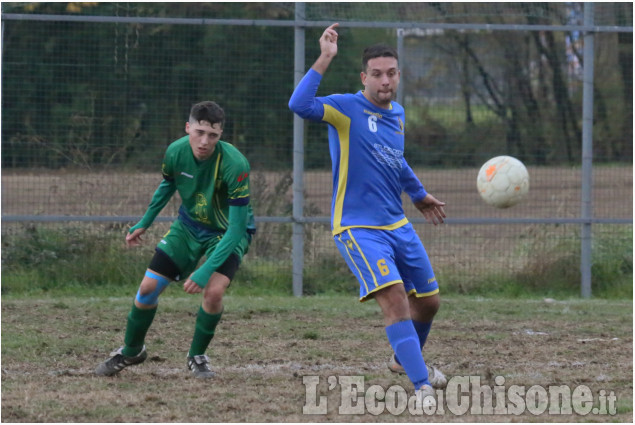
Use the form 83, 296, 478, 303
334, 223, 439, 302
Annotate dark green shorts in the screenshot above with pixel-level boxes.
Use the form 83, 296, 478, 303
156, 219, 252, 280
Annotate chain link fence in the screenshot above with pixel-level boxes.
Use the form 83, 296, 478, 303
2, 3, 632, 296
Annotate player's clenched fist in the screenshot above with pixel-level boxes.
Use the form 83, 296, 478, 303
183, 278, 203, 294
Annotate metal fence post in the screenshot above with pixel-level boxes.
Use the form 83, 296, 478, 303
292, 2, 306, 297
397, 28, 404, 105
580, 2, 595, 298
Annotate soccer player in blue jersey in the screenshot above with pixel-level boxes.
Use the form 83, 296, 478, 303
289, 24, 447, 403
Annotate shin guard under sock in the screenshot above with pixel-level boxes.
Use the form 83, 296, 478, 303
386, 320, 429, 390
395, 320, 432, 366
123, 303, 157, 357
188, 306, 223, 357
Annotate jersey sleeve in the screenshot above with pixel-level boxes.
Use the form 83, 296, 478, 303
130, 150, 177, 232
161, 149, 175, 181
400, 157, 427, 203
189, 204, 248, 287
225, 152, 251, 207
288, 68, 326, 121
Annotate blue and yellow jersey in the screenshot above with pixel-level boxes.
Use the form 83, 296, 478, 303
290, 69, 427, 235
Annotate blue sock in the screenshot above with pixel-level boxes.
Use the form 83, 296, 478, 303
414, 320, 432, 347
386, 320, 429, 389
395, 320, 432, 366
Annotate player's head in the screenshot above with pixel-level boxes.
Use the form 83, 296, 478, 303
186, 101, 225, 161
362, 44, 398, 73
360, 44, 400, 109
189, 101, 225, 129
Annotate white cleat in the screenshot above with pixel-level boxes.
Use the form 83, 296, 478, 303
387, 354, 448, 389
187, 354, 216, 378
416, 384, 437, 409
427, 364, 448, 389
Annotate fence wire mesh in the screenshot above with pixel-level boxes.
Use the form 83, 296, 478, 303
1, 2, 632, 295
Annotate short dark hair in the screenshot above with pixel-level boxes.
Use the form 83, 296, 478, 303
362, 44, 399, 72
189, 101, 225, 128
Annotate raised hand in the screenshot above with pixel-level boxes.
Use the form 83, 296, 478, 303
319, 23, 339, 58
312, 23, 340, 75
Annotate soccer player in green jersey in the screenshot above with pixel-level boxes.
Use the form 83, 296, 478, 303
96, 101, 256, 378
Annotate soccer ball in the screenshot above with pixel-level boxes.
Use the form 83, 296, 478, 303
477, 156, 529, 208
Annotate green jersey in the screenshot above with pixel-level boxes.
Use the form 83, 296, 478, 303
132, 136, 255, 286
161, 136, 255, 232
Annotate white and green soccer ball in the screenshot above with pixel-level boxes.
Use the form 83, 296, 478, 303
476, 155, 529, 208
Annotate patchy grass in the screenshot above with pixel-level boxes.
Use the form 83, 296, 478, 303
1, 294, 632, 422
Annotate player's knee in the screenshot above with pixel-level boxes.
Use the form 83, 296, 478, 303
202, 281, 228, 310
425, 296, 440, 318
427, 296, 440, 315
422, 291, 440, 307
413, 293, 440, 318
203, 285, 225, 304
136, 270, 170, 306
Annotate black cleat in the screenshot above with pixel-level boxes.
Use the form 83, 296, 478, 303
95, 346, 147, 376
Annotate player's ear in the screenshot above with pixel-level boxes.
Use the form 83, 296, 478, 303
185, 121, 190, 134
360, 71, 366, 85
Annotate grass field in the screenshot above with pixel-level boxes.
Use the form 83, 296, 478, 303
2, 165, 632, 421
1, 293, 632, 422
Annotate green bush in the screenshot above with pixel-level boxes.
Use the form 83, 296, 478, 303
2, 223, 631, 299
1, 223, 149, 295
441, 225, 633, 299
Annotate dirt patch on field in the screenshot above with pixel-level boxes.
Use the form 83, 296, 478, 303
1, 296, 632, 422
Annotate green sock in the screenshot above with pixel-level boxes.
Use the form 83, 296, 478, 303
122, 303, 157, 357
188, 306, 223, 357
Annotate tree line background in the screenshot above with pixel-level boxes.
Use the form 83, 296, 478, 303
2, 2, 632, 171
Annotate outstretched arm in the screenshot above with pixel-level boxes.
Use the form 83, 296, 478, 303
126, 178, 176, 246
288, 23, 339, 120
401, 158, 428, 203
401, 158, 446, 225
